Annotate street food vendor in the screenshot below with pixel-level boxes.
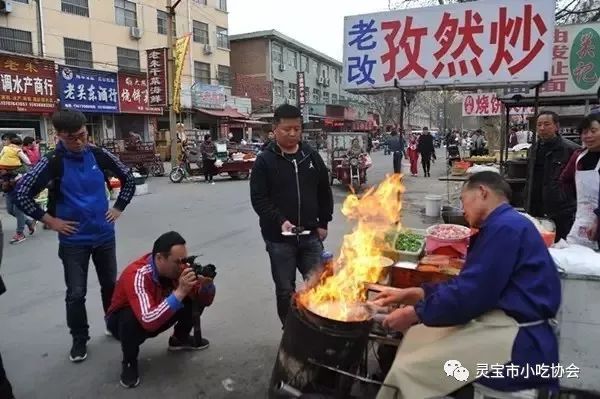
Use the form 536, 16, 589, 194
529, 111, 579, 241
560, 114, 600, 250
373, 171, 561, 399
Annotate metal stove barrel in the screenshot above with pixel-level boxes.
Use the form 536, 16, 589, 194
269, 298, 373, 399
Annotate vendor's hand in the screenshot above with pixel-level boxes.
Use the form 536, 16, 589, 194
281, 220, 295, 233
317, 228, 328, 241
174, 268, 197, 300
383, 306, 420, 332
372, 287, 425, 307
106, 208, 122, 223
45, 216, 79, 236
588, 219, 598, 241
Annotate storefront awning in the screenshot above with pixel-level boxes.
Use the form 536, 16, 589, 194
232, 118, 269, 125
196, 108, 249, 118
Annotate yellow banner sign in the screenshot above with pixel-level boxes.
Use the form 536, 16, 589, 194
173, 34, 191, 113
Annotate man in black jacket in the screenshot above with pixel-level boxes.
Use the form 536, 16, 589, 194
417, 127, 436, 177
0, 220, 15, 399
250, 104, 333, 326
529, 111, 579, 241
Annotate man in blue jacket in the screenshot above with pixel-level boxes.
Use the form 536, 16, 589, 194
15, 109, 135, 363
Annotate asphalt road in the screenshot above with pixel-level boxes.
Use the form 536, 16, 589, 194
0, 149, 452, 399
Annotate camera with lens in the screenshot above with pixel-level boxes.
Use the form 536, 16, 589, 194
181, 256, 217, 279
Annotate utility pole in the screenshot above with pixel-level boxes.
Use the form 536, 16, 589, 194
167, 0, 182, 166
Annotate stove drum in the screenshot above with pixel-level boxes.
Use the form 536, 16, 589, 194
269, 298, 373, 398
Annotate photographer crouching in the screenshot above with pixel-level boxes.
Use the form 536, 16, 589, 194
105, 231, 216, 389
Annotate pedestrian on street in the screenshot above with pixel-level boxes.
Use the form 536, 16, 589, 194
106, 231, 215, 388
387, 129, 406, 174
529, 111, 579, 242
407, 133, 420, 177
14, 109, 136, 363
417, 127, 436, 177
0, 219, 16, 399
200, 134, 216, 184
261, 131, 275, 151
471, 129, 486, 157
250, 104, 333, 326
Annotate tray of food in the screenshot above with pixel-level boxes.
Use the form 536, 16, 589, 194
465, 155, 497, 164
389, 255, 462, 288
426, 224, 472, 242
382, 229, 426, 263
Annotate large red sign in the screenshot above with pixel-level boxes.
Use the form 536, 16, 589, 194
118, 72, 162, 114
146, 48, 168, 107
0, 55, 56, 113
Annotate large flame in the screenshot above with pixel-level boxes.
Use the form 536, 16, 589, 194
298, 174, 405, 321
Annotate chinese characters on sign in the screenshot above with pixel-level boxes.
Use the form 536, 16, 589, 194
146, 48, 168, 107
118, 72, 162, 115
58, 66, 119, 112
297, 72, 308, 123
191, 83, 226, 110
343, 1, 556, 90
462, 92, 534, 116
0, 55, 56, 113
173, 34, 191, 113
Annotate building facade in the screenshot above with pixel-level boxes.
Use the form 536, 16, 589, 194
0, 0, 231, 142
230, 30, 374, 132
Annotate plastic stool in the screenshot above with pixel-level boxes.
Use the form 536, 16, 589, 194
473, 383, 539, 399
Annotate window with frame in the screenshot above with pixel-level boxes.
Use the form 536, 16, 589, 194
218, 0, 227, 11
193, 21, 209, 44
288, 83, 297, 101
331, 94, 338, 104
62, 0, 89, 17
0, 27, 33, 55
300, 55, 309, 72
322, 65, 329, 79
272, 43, 283, 65
64, 38, 93, 68
334, 69, 339, 83
115, 0, 137, 28
117, 47, 140, 71
194, 62, 211, 84
157, 10, 170, 35
217, 65, 230, 86
287, 50, 297, 69
304, 87, 310, 100
273, 79, 284, 98
216, 26, 229, 49
313, 89, 320, 103
323, 92, 329, 104
312, 61, 319, 76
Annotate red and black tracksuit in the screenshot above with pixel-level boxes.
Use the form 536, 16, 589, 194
106, 254, 215, 364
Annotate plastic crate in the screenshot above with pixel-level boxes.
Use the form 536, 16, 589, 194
385, 229, 426, 263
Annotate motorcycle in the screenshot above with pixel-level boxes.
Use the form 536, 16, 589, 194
169, 147, 204, 183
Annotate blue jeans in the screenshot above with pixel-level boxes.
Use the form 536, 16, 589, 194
58, 239, 117, 341
5, 193, 31, 234
265, 235, 323, 325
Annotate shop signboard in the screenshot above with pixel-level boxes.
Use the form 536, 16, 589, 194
0, 55, 56, 113
343, 0, 555, 91
297, 72, 308, 123
523, 23, 600, 98
146, 48, 168, 107
118, 72, 162, 114
58, 65, 119, 112
191, 83, 226, 109
462, 92, 534, 116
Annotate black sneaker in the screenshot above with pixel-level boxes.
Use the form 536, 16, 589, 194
167, 335, 209, 351
120, 362, 140, 389
69, 339, 87, 363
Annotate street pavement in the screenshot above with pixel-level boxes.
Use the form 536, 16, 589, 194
0, 148, 453, 399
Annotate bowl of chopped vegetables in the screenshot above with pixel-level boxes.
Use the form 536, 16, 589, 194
393, 230, 426, 263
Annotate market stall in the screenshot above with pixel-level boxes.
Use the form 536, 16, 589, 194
101, 139, 165, 177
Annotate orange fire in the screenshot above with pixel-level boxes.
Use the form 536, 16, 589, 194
298, 174, 405, 322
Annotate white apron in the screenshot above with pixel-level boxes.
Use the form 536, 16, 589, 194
376, 310, 547, 399
566, 149, 600, 250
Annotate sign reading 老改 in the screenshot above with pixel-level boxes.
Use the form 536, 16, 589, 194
146, 48, 168, 107
58, 65, 119, 112
343, 0, 556, 91
0, 55, 56, 113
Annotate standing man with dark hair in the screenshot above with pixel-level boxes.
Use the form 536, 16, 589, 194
529, 111, 579, 241
417, 127, 436, 177
200, 133, 216, 184
106, 231, 215, 388
387, 129, 406, 174
250, 104, 333, 326
14, 109, 136, 363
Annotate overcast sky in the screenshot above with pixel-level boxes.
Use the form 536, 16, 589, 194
227, 0, 391, 61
